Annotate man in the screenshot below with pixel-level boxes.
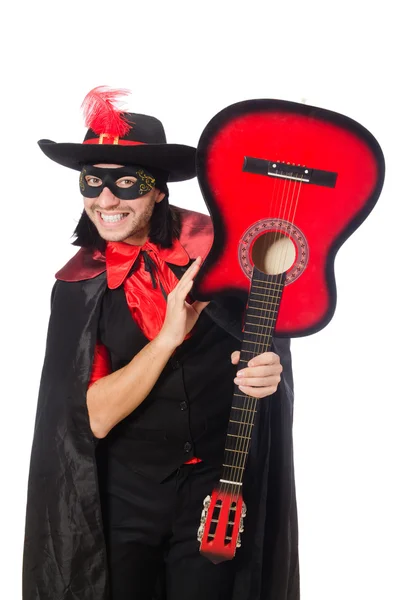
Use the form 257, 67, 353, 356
23, 87, 299, 600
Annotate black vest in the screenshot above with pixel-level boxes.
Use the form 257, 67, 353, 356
96, 282, 242, 482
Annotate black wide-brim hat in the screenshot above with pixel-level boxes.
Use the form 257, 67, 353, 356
38, 112, 196, 183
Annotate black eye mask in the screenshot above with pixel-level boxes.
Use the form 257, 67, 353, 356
79, 165, 156, 200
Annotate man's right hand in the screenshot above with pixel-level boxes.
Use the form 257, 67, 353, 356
88, 257, 210, 438
158, 257, 209, 350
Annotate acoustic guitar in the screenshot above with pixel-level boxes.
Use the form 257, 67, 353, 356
193, 99, 385, 563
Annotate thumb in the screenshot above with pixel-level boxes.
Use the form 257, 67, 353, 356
231, 350, 240, 364
191, 300, 210, 315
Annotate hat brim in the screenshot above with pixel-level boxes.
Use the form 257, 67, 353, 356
37, 140, 197, 182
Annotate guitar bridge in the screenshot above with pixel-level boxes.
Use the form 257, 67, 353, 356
243, 156, 338, 188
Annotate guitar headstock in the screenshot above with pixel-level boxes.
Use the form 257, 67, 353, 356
197, 488, 247, 564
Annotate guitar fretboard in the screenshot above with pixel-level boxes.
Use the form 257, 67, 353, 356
221, 268, 286, 487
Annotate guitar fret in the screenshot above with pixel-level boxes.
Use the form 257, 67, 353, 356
243, 334, 274, 341
227, 433, 250, 440
244, 332, 275, 338
247, 306, 274, 319
250, 292, 281, 302
230, 420, 254, 426
249, 297, 279, 305
225, 448, 249, 454
231, 406, 256, 412
252, 278, 284, 288
251, 286, 283, 295
251, 292, 282, 300
223, 464, 245, 469
249, 294, 280, 300
245, 320, 276, 327
249, 300, 280, 309
245, 326, 276, 333
244, 332, 274, 339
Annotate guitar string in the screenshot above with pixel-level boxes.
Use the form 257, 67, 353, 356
241, 173, 304, 466
219, 171, 272, 498
235, 170, 294, 478
218, 164, 305, 538
277, 171, 304, 285
228, 171, 286, 493
215, 156, 308, 543
227, 170, 282, 497
227, 169, 289, 496
233, 169, 305, 494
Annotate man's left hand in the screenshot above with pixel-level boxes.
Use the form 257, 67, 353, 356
231, 351, 283, 398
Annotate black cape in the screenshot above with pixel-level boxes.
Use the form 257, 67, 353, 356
23, 209, 299, 600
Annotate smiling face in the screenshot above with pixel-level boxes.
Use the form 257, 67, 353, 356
82, 164, 165, 245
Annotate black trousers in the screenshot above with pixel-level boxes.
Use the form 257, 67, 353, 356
100, 461, 236, 600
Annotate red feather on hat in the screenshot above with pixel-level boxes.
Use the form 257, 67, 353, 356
81, 86, 132, 137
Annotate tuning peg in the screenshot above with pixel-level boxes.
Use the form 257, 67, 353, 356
197, 524, 204, 542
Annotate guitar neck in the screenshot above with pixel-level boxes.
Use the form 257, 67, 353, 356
220, 268, 286, 487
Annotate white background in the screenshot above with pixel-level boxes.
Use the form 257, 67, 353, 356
1, 1, 396, 598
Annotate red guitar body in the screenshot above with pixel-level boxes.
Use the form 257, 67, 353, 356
193, 99, 385, 336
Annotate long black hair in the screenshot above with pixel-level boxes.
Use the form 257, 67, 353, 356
72, 185, 181, 251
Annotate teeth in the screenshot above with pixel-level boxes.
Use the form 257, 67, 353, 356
100, 213, 127, 223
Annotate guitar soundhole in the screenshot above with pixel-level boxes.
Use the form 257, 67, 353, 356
238, 218, 309, 285
252, 231, 295, 275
